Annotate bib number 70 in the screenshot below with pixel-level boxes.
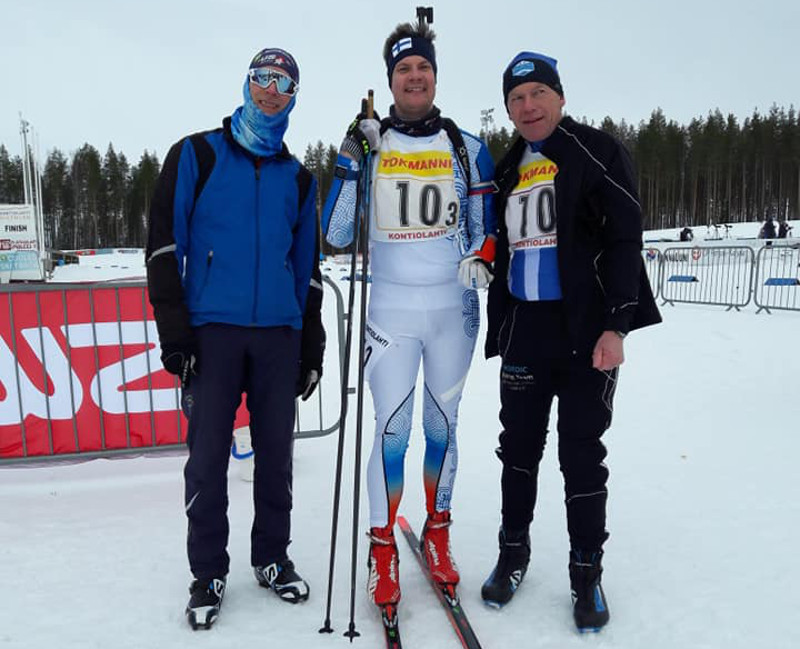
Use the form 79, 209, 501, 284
515, 186, 555, 239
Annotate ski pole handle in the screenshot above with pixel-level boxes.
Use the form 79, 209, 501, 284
366, 89, 374, 119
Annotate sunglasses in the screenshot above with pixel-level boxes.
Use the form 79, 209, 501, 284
248, 68, 299, 96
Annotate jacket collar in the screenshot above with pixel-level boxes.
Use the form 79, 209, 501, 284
222, 116, 292, 161
540, 115, 575, 164
496, 115, 576, 198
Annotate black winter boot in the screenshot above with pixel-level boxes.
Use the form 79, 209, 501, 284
569, 549, 609, 632
254, 559, 310, 603
481, 528, 531, 607
185, 576, 226, 630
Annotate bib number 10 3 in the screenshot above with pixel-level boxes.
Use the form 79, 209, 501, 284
395, 181, 458, 228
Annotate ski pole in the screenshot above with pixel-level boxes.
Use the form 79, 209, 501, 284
320, 92, 373, 637
318, 182, 359, 635
344, 89, 374, 643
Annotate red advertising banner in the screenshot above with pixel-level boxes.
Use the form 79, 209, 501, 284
0, 285, 249, 459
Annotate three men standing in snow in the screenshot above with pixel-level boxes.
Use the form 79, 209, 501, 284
147, 21, 659, 636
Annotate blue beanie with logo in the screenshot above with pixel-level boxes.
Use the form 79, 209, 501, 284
503, 52, 563, 106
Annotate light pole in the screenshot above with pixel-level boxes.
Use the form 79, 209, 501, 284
19, 114, 46, 274
480, 108, 495, 135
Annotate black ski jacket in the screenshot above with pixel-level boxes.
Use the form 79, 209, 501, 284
485, 116, 661, 359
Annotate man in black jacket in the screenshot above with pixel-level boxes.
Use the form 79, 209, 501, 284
480, 51, 661, 632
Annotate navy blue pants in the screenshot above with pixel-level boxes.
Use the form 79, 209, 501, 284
183, 324, 300, 580
496, 301, 617, 551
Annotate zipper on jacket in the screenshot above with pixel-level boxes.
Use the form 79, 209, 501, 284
200, 250, 214, 295
252, 158, 262, 323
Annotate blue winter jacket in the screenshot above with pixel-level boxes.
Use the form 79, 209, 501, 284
146, 117, 318, 344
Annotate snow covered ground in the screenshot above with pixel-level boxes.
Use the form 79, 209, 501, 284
47, 249, 147, 283
645, 219, 798, 243
2, 226, 799, 648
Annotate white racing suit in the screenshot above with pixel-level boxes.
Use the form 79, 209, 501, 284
323, 122, 495, 527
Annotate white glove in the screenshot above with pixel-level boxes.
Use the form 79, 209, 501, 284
458, 255, 494, 289
358, 119, 381, 153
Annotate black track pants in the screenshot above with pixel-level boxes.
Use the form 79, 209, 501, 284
183, 323, 300, 579
497, 356, 617, 550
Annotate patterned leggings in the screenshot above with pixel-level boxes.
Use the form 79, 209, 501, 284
364, 281, 479, 528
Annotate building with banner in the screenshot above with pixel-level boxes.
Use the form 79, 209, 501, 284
0, 117, 46, 283
0, 204, 43, 282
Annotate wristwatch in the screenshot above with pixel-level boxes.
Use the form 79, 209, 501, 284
613, 330, 627, 340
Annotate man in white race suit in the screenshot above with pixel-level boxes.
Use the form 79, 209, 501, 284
322, 19, 496, 608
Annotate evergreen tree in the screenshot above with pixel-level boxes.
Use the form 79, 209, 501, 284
0, 145, 24, 203
790, 106, 800, 220
101, 144, 130, 246
303, 140, 328, 212
481, 126, 516, 163
42, 149, 73, 250
600, 117, 636, 153
663, 119, 687, 227
635, 109, 668, 229
304, 141, 342, 255
128, 151, 160, 247
70, 144, 103, 249
321, 144, 339, 211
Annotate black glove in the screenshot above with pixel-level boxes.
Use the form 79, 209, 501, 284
296, 330, 325, 401
160, 337, 199, 388
296, 319, 325, 401
340, 109, 382, 163
296, 368, 320, 401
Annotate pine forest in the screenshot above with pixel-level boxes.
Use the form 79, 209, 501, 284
0, 105, 797, 254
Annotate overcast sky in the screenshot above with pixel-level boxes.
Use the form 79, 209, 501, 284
1, 0, 798, 164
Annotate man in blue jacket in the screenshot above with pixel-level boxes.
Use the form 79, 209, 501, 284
146, 47, 324, 630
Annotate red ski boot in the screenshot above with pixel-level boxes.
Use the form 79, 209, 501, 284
421, 511, 460, 587
366, 526, 401, 605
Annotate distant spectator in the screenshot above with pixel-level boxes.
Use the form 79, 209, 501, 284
778, 221, 793, 239
679, 227, 694, 242
760, 218, 777, 239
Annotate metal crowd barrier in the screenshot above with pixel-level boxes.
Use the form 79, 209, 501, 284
659, 245, 755, 310
642, 248, 663, 299
753, 243, 800, 313
0, 275, 345, 465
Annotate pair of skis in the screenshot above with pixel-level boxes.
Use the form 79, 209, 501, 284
378, 516, 483, 649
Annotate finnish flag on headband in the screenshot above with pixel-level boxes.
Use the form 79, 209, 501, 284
391, 37, 413, 59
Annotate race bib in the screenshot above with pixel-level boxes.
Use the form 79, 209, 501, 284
505, 152, 558, 251
372, 131, 459, 243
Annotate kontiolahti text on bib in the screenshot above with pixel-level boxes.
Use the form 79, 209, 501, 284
372, 130, 460, 244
